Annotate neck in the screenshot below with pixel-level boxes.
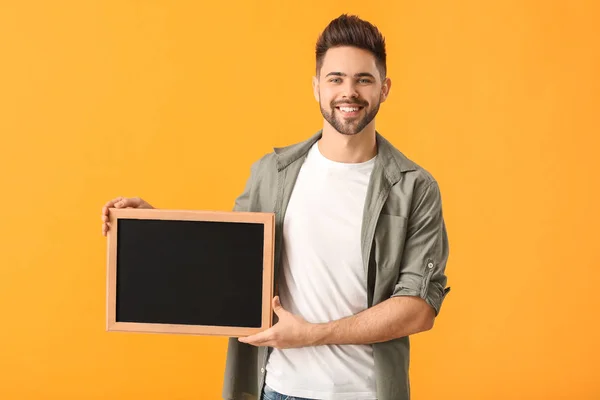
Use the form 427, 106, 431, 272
318, 122, 377, 163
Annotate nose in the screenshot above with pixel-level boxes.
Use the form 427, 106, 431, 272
341, 80, 359, 99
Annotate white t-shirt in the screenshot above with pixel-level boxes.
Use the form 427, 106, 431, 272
264, 142, 377, 400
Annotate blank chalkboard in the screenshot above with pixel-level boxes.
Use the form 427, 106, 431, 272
106, 208, 275, 337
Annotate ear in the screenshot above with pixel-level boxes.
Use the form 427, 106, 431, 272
380, 77, 392, 103
312, 76, 320, 102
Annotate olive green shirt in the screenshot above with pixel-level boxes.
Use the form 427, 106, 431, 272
222, 131, 451, 400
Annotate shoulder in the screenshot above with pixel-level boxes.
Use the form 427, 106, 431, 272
377, 133, 438, 186
377, 134, 443, 216
250, 132, 322, 176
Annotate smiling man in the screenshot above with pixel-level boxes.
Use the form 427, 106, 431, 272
221, 14, 452, 400
100, 13, 451, 400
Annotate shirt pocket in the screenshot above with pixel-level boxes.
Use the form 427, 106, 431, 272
373, 214, 409, 270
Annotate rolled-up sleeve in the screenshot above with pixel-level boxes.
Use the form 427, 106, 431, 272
391, 180, 451, 316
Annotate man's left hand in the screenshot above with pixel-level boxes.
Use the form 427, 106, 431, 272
238, 296, 317, 349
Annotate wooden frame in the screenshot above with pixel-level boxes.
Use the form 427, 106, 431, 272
106, 208, 275, 337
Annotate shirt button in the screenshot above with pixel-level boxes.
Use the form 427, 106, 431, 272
427, 262, 434, 269
261, 368, 265, 373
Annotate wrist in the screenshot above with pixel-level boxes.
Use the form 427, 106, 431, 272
307, 321, 334, 346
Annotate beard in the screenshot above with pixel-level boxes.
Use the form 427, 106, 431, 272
320, 98, 380, 136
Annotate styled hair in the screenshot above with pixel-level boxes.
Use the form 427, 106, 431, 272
315, 14, 387, 78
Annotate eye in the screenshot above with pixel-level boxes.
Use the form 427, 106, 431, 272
359, 78, 373, 84
329, 78, 342, 83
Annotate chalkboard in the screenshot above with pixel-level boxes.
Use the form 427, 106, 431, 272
106, 208, 275, 337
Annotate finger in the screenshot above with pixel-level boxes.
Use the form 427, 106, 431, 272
113, 196, 129, 208
103, 197, 124, 213
272, 296, 285, 316
238, 330, 271, 345
239, 337, 271, 346
116, 197, 141, 209
107, 196, 124, 207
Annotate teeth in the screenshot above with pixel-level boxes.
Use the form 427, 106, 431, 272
339, 107, 359, 112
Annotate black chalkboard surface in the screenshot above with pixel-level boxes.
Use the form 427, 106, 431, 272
106, 208, 275, 337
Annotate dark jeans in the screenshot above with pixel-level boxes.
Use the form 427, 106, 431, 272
261, 384, 317, 400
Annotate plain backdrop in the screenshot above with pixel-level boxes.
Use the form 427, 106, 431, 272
1, 1, 599, 399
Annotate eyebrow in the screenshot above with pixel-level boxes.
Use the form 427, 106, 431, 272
325, 72, 376, 79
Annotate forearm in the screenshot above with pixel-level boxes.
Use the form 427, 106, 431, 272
310, 296, 435, 346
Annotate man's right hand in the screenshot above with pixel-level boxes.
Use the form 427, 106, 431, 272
101, 196, 154, 236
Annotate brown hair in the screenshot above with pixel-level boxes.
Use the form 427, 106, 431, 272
315, 14, 387, 78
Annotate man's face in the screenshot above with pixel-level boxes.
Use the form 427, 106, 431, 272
313, 46, 391, 136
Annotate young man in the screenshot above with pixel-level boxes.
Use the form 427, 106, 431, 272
101, 14, 450, 400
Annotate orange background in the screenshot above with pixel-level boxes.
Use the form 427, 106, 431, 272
1, 1, 599, 399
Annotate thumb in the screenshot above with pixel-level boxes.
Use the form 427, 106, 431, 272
115, 197, 141, 208
272, 296, 285, 316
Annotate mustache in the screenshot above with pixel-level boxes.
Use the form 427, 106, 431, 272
332, 100, 368, 107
